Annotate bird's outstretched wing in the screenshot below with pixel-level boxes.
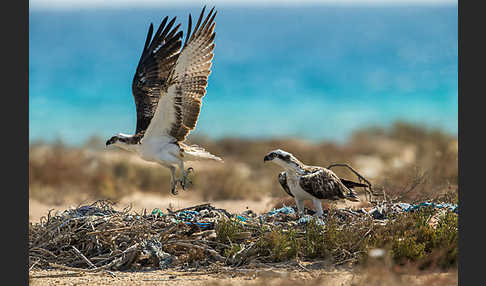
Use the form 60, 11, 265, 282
278, 172, 294, 198
299, 168, 350, 200
132, 17, 183, 134
144, 6, 216, 141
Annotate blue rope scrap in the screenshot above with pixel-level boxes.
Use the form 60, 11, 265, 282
151, 208, 164, 217
267, 204, 296, 216
403, 202, 458, 214
176, 210, 200, 220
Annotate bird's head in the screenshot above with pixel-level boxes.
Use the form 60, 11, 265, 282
105, 135, 120, 147
263, 149, 303, 169
106, 134, 129, 149
105, 133, 140, 153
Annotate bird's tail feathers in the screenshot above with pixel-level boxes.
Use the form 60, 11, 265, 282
341, 178, 368, 189
180, 143, 223, 162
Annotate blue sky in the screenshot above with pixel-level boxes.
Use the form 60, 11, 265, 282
29, 2, 457, 144
30, 0, 458, 10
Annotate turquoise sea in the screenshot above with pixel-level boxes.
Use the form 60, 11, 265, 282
29, 5, 457, 145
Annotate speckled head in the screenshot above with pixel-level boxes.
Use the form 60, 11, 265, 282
263, 149, 303, 169
105, 135, 120, 146
105, 133, 142, 153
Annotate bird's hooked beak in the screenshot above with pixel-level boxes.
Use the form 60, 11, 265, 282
105, 136, 118, 147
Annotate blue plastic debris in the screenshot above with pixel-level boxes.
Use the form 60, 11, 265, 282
402, 202, 458, 213
237, 215, 248, 222
396, 203, 412, 211
185, 222, 213, 229
267, 204, 296, 216
297, 215, 325, 226
176, 210, 200, 220
151, 208, 164, 217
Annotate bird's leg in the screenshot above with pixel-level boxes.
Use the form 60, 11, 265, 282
178, 161, 193, 190
295, 199, 305, 217
312, 198, 324, 218
169, 165, 178, 195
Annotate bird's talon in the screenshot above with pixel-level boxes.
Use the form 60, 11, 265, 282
170, 180, 179, 195
179, 170, 193, 190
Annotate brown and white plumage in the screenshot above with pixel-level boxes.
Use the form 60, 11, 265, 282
106, 7, 222, 195
265, 149, 365, 216
144, 6, 217, 142
132, 16, 183, 135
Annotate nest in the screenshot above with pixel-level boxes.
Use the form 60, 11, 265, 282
29, 199, 458, 272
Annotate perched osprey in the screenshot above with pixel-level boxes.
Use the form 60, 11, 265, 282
106, 7, 222, 195
263, 149, 366, 217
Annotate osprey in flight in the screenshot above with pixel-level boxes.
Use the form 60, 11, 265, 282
264, 149, 366, 217
106, 7, 222, 195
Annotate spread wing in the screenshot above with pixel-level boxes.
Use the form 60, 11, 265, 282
278, 172, 294, 198
299, 168, 350, 200
144, 6, 216, 141
131, 17, 183, 134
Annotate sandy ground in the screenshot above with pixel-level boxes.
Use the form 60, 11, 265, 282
29, 268, 351, 286
29, 268, 458, 286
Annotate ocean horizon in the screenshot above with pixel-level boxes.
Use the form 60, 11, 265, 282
29, 5, 457, 146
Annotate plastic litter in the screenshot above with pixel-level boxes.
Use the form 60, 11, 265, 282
29, 199, 457, 272
176, 210, 200, 220
266, 204, 296, 216
402, 202, 458, 214
140, 239, 173, 269
297, 215, 325, 226
237, 215, 248, 222
151, 208, 164, 217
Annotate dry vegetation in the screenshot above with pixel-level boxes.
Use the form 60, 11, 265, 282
29, 121, 458, 205
29, 122, 458, 283
29, 200, 457, 272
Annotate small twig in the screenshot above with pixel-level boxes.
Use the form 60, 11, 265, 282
103, 270, 116, 277
47, 243, 139, 272
29, 259, 40, 271
392, 169, 427, 202
175, 239, 230, 249
327, 163, 374, 201
295, 259, 310, 273
71, 246, 97, 269
168, 203, 212, 214
86, 226, 133, 235
30, 247, 57, 258
351, 224, 374, 251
